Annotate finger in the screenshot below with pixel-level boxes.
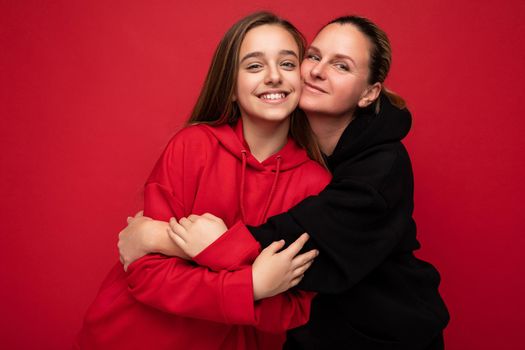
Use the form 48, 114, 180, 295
263, 239, 286, 254
282, 233, 310, 257
202, 212, 219, 221
170, 217, 186, 233
293, 260, 313, 278
169, 217, 178, 230
291, 249, 319, 269
135, 210, 144, 217
290, 274, 305, 288
169, 218, 188, 238
178, 217, 192, 229
187, 214, 199, 222
169, 218, 188, 241
117, 237, 124, 252
167, 227, 187, 247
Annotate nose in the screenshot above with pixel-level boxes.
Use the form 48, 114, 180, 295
265, 65, 282, 85
309, 61, 326, 80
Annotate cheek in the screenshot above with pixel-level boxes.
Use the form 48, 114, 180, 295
300, 60, 313, 79
333, 77, 360, 103
288, 71, 302, 92
234, 74, 244, 96
236, 72, 256, 92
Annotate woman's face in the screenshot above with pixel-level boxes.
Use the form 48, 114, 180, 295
235, 24, 301, 125
299, 23, 376, 117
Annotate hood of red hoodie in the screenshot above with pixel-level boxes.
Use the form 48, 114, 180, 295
200, 119, 310, 172
198, 118, 317, 224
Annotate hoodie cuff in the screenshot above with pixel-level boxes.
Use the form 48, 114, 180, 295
193, 221, 260, 271
221, 266, 255, 325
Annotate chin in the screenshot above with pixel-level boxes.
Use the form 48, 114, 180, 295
259, 114, 291, 123
299, 100, 320, 113
257, 108, 295, 122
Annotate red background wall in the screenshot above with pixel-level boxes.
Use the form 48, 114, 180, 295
1, 1, 524, 349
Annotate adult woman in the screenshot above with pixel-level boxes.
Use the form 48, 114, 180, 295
75, 12, 331, 350
121, 15, 449, 350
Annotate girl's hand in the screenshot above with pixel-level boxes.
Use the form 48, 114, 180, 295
251, 233, 318, 300
167, 213, 228, 258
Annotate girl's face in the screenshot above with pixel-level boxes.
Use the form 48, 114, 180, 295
234, 24, 301, 125
299, 23, 378, 118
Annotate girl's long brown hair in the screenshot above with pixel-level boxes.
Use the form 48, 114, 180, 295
188, 12, 324, 165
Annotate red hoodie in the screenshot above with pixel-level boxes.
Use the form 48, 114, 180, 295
75, 120, 331, 350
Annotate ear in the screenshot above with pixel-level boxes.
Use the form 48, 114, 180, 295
357, 82, 382, 108
232, 93, 237, 102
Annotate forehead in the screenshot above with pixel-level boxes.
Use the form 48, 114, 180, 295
239, 24, 299, 55
311, 23, 371, 66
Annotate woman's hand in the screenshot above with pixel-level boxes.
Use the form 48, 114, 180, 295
118, 211, 154, 271
118, 211, 189, 271
251, 233, 318, 301
167, 213, 228, 258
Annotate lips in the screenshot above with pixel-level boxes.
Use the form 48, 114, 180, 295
304, 81, 327, 94
257, 90, 290, 103
259, 92, 287, 100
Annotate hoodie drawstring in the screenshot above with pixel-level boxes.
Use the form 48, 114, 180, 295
239, 150, 247, 221
239, 152, 282, 223
261, 155, 282, 223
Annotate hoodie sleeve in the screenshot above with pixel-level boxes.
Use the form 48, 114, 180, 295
147, 129, 400, 297
124, 126, 249, 324
241, 144, 415, 294
127, 254, 314, 333
140, 223, 314, 333
141, 126, 207, 222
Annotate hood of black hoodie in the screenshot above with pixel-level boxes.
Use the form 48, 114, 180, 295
327, 92, 412, 168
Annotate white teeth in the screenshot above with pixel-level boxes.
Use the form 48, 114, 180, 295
260, 93, 286, 100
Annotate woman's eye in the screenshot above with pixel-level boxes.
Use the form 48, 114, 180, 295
307, 54, 321, 61
334, 63, 349, 71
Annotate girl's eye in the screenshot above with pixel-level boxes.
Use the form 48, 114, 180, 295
247, 63, 263, 71
281, 61, 297, 69
307, 54, 321, 61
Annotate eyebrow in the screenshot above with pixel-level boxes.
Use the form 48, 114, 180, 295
240, 50, 298, 63
308, 45, 357, 67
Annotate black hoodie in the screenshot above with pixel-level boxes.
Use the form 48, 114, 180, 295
247, 93, 449, 350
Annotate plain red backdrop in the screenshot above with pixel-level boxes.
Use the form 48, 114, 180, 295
1, 0, 524, 349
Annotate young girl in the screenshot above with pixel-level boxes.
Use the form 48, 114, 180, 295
75, 12, 331, 350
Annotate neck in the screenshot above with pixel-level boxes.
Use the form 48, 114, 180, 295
241, 117, 290, 162
307, 111, 354, 156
